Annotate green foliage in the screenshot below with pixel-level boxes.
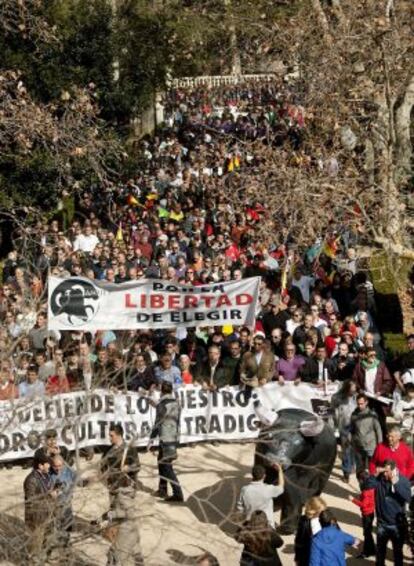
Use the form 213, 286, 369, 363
0, 150, 61, 209
0, 0, 302, 211
383, 332, 407, 356
370, 251, 412, 295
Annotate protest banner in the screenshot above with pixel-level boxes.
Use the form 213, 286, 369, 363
0, 383, 337, 462
47, 276, 261, 330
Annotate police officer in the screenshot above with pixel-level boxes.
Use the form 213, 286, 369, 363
100, 423, 143, 565
148, 381, 184, 502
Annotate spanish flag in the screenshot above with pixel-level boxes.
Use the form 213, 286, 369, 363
323, 235, 340, 258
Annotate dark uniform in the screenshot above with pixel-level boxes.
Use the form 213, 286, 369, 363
150, 393, 183, 501
100, 443, 143, 565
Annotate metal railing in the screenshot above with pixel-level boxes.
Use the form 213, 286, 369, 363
170, 74, 276, 88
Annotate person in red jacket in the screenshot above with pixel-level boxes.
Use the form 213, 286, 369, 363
349, 471, 376, 558
369, 425, 414, 480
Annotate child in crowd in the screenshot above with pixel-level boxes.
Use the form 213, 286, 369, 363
348, 471, 376, 558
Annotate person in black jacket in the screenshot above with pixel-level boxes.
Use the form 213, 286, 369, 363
299, 345, 334, 384
37, 428, 73, 466
236, 510, 284, 565
294, 496, 327, 566
127, 353, 156, 391
293, 314, 322, 352
330, 342, 356, 382
262, 301, 287, 336
99, 424, 143, 566
24, 450, 57, 564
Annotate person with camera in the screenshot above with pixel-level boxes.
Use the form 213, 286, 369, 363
50, 454, 89, 550
99, 423, 143, 566
147, 381, 184, 502
38, 428, 73, 466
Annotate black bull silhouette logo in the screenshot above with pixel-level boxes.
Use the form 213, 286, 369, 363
50, 279, 99, 324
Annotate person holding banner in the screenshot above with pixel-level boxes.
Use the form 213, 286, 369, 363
154, 352, 182, 390
194, 345, 228, 390
18, 364, 45, 399
239, 334, 275, 388
148, 381, 184, 503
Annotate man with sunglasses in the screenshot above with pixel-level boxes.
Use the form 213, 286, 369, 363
240, 334, 275, 388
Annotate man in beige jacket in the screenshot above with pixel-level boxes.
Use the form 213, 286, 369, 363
240, 334, 275, 388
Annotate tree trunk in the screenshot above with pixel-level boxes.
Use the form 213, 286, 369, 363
224, 0, 241, 75
311, 0, 331, 39
394, 75, 414, 186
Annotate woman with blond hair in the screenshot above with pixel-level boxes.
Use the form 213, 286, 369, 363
294, 496, 327, 566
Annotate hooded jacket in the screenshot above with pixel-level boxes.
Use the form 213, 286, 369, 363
309, 525, 355, 566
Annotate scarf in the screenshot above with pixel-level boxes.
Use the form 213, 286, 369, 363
361, 358, 380, 371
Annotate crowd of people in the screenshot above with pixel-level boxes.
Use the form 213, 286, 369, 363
237, 424, 414, 565
1, 78, 414, 564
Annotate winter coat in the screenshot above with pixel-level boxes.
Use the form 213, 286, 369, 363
294, 515, 314, 566
150, 393, 180, 445
332, 394, 357, 435
352, 361, 393, 396
351, 488, 375, 516
370, 473, 411, 527
309, 525, 355, 566
350, 407, 382, 453
24, 470, 54, 530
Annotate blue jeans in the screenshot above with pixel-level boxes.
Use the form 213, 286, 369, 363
354, 447, 373, 476
340, 434, 354, 476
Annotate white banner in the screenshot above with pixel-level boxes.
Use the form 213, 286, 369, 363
47, 276, 261, 331
0, 383, 337, 462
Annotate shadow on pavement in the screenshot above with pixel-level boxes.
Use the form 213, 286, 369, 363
186, 475, 245, 537
166, 548, 220, 565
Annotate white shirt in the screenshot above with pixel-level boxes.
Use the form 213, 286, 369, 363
402, 370, 414, 385
73, 233, 99, 253
255, 351, 263, 366
210, 363, 218, 382
314, 317, 328, 330
311, 517, 322, 535
365, 367, 377, 395
286, 319, 300, 336
237, 480, 283, 528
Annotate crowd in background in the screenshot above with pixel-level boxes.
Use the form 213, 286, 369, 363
1, 79, 414, 565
